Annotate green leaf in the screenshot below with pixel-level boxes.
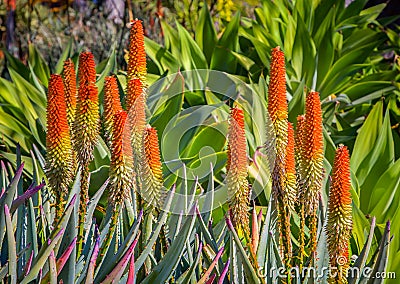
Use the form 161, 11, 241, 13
177, 22, 208, 70
4, 205, 17, 284
351, 100, 383, 172
196, 3, 217, 64
142, 206, 197, 283
144, 37, 180, 74
211, 12, 240, 72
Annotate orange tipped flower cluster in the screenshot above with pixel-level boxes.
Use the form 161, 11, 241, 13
327, 145, 352, 283
268, 46, 288, 123
62, 59, 77, 128
297, 91, 324, 257
141, 126, 164, 208
227, 106, 250, 235
126, 78, 142, 111
109, 110, 134, 207
298, 91, 324, 216
127, 19, 147, 85
73, 52, 99, 163
104, 76, 123, 146
46, 74, 73, 219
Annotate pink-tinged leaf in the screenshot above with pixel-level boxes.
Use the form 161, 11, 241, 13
101, 236, 139, 284
85, 235, 100, 284
49, 250, 57, 283
205, 274, 216, 284
251, 203, 259, 254
11, 182, 45, 213
23, 251, 34, 276
217, 259, 230, 284
57, 237, 77, 273
198, 247, 224, 284
225, 215, 234, 231
127, 250, 135, 284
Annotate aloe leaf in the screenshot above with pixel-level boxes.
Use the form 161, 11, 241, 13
366, 221, 391, 284
94, 210, 143, 281
195, 3, 217, 64
48, 250, 57, 284
54, 38, 73, 74
134, 187, 175, 272
10, 182, 44, 213
349, 217, 376, 284
226, 216, 261, 284
218, 259, 230, 284
0, 163, 24, 247
141, 205, 197, 283
21, 229, 65, 284
4, 205, 17, 284
176, 242, 203, 284
84, 178, 109, 233
41, 237, 77, 283
85, 235, 100, 284
198, 247, 224, 284
127, 252, 135, 284
100, 237, 138, 284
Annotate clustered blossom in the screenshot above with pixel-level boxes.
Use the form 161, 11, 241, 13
104, 76, 123, 146
45, 74, 73, 222
327, 145, 352, 284
227, 106, 250, 235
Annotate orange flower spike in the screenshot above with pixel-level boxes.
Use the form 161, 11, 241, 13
300, 91, 324, 215
126, 78, 142, 111
109, 110, 134, 206
227, 106, 250, 235
103, 110, 134, 256
104, 76, 123, 146
268, 46, 288, 123
127, 19, 147, 85
141, 126, 164, 208
327, 145, 352, 283
302, 91, 324, 163
144, 126, 163, 182
62, 58, 77, 127
78, 51, 96, 87
46, 74, 73, 221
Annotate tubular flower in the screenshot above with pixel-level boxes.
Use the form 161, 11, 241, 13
62, 58, 77, 128
141, 126, 164, 208
45, 74, 73, 222
267, 47, 292, 265
127, 79, 146, 164
299, 91, 324, 215
104, 76, 123, 147
73, 82, 100, 163
267, 46, 288, 123
109, 110, 135, 207
227, 106, 250, 235
298, 91, 324, 255
327, 145, 352, 284
127, 19, 147, 85
78, 51, 96, 87
74, 51, 99, 253
103, 110, 135, 256
126, 78, 142, 111
284, 123, 297, 212
294, 115, 305, 172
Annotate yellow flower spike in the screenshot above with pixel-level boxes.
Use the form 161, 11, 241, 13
46, 74, 73, 224
227, 106, 250, 236
327, 145, 352, 284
